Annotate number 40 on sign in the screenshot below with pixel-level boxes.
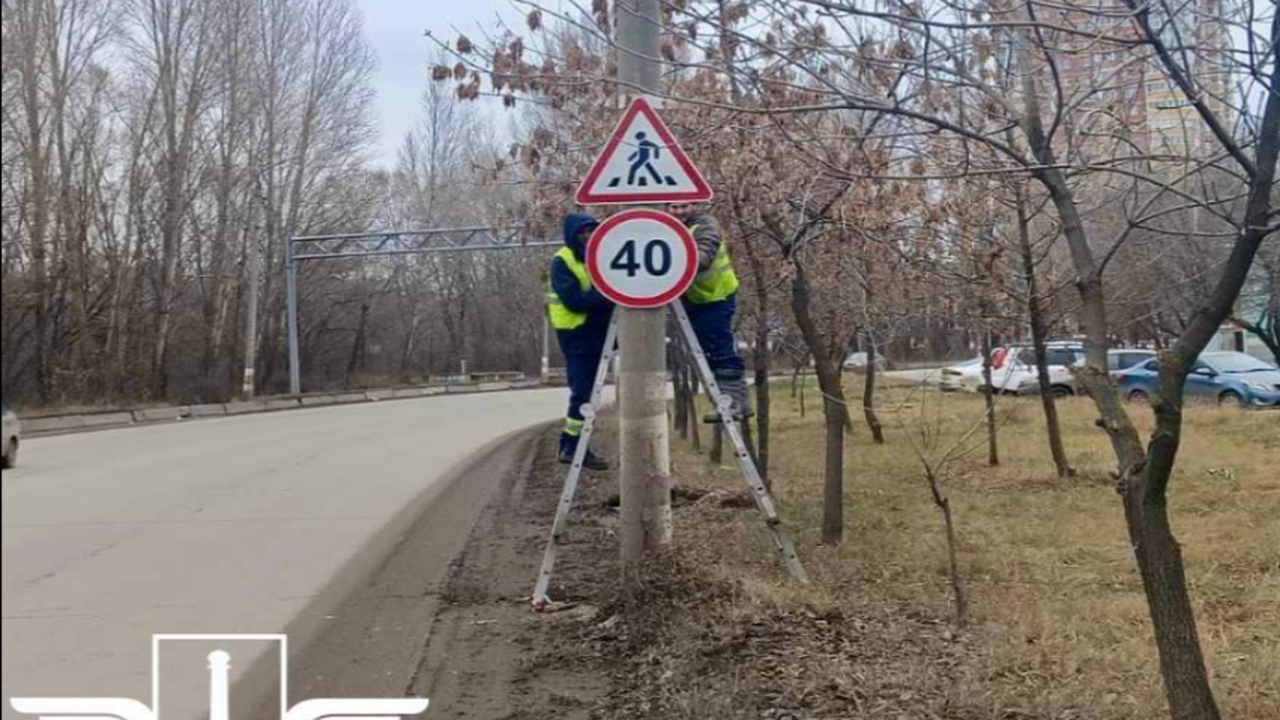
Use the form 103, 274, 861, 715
586, 209, 698, 309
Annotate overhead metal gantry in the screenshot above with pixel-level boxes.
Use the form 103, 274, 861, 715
284, 226, 560, 395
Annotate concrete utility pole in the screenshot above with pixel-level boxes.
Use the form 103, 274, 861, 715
242, 234, 262, 398
616, 0, 674, 562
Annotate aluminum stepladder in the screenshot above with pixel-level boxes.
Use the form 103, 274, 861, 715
532, 305, 807, 611
533, 315, 621, 612
669, 301, 808, 585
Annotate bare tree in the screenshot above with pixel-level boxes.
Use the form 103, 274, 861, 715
680, 2, 1279, 715
126, 0, 217, 397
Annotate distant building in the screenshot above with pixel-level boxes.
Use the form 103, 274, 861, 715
1051, 0, 1231, 158
1141, 0, 1232, 155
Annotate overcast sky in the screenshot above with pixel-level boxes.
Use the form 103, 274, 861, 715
358, 0, 524, 167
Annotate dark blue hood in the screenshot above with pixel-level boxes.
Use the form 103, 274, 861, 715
563, 213, 600, 258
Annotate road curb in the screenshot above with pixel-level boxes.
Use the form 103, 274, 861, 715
20, 379, 547, 439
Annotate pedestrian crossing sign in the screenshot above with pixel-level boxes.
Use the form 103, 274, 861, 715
576, 97, 714, 206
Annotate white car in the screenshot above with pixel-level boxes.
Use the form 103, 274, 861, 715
1012, 364, 1083, 397
939, 357, 984, 392
960, 345, 1086, 396
2, 396, 20, 470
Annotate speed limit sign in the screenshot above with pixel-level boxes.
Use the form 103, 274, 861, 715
586, 209, 699, 309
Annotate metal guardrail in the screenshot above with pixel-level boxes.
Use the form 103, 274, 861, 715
434, 372, 528, 384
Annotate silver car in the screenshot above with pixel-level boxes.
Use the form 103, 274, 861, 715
2, 396, 20, 470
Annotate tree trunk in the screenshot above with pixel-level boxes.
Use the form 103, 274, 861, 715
687, 365, 703, 453
753, 282, 772, 487
1015, 182, 1073, 478
792, 263, 847, 545
1123, 339, 1226, 720
205, 10, 245, 394
1124, 462, 1220, 720
980, 328, 1000, 468
796, 361, 808, 418
821, 395, 845, 545
672, 335, 692, 439
857, 253, 885, 445
55, 89, 87, 396
151, 0, 213, 400
926, 468, 968, 627
346, 298, 372, 384
673, 355, 690, 440
400, 309, 424, 379
862, 333, 886, 445
741, 413, 759, 468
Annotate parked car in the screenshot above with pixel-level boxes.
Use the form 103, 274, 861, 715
959, 344, 1086, 396
1017, 348, 1158, 397
939, 357, 984, 392
1118, 352, 1280, 408
2, 396, 20, 470
843, 352, 888, 372
1109, 349, 1161, 374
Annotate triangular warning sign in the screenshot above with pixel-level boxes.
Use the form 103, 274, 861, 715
576, 98, 714, 206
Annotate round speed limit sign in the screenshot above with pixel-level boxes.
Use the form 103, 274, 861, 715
586, 209, 699, 309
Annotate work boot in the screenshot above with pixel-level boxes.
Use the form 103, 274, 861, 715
582, 449, 610, 471
703, 378, 754, 424
558, 438, 610, 471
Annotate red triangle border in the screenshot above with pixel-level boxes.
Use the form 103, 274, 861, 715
576, 98, 714, 206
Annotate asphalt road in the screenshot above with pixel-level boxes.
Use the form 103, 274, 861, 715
1, 390, 565, 718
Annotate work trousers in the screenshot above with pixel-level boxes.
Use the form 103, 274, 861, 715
683, 294, 745, 381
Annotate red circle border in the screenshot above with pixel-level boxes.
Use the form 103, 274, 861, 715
586, 209, 699, 309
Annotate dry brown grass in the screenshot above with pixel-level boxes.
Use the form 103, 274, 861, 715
667, 379, 1280, 719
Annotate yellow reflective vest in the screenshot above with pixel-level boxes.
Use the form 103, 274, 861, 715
546, 247, 592, 331
686, 225, 740, 305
